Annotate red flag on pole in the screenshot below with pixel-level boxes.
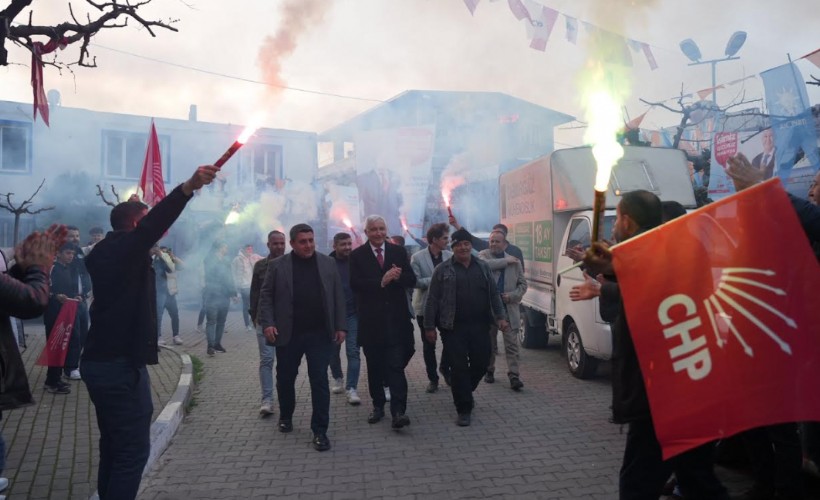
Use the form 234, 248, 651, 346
611, 178, 820, 459
139, 120, 166, 206
36, 300, 79, 367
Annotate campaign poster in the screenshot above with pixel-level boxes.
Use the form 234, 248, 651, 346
354, 126, 436, 236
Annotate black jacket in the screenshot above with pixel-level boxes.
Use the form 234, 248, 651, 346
600, 278, 650, 424
0, 264, 47, 410
350, 242, 416, 348
83, 185, 193, 366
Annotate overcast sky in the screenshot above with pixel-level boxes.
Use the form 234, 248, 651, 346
2, 0, 818, 147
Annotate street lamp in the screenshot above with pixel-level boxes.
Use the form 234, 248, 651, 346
679, 31, 747, 105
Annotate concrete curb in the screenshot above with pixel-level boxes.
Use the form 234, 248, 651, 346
89, 347, 194, 500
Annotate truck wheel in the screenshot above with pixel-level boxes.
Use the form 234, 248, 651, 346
564, 322, 598, 379
520, 310, 548, 349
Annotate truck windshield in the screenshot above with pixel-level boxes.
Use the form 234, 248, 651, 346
564, 215, 617, 254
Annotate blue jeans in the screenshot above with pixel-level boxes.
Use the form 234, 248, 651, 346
205, 296, 229, 348
156, 287, 168, 339
344, 314, 360, 390
256, 326, 276, 404
82, 359, 152, 500
327, 314, 360, 390
240, 288, 252, 328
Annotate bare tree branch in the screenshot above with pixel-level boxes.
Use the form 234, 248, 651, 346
809, 76, 820, 87
0, 178, 50, 213
2, 0, 178, 68
0, 178, 54, 246
95, 183, 120, 207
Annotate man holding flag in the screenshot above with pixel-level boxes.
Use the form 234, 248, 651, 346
81, 163, 216, 500
578, 191, 729, 500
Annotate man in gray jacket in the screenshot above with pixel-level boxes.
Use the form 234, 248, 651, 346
478, 230, 527, 391
410, 222, 452, 393
258, 223, 347, 452
424, 229, 509, 427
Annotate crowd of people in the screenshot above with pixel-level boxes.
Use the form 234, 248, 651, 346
0, 155, 818, 500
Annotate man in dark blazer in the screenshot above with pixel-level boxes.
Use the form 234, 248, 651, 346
258, 223, 347, 452
350, 215, 417, 429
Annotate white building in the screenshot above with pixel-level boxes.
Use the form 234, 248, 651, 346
0, 96, 317, 247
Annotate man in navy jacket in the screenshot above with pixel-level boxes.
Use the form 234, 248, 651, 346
82, 165, 216, 500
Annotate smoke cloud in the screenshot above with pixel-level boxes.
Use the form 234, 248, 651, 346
257, 0, 333, 99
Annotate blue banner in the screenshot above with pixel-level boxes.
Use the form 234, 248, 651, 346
760, 63, 820, 196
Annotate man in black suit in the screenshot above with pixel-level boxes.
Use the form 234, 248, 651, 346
751, 128, 776, 179
350, 214, 417, 429
258, 224, 347, 452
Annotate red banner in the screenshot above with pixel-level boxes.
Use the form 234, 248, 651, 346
36, 300, 78, 367
138, 120, 166, 206
611, 178, 820, 459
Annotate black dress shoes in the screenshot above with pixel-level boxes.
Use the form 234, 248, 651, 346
278, 419, 293, 433
312, 434, 331, 451
391, 414, 410, 429
367, 408, 385, 424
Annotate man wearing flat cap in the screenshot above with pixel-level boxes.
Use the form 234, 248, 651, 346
423, 228, 509, 427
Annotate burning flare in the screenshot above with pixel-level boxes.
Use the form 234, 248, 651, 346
214, 118, 263, 169
225, 209, 240, 225
582, 63, 626, 191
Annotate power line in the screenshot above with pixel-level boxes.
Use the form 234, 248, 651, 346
91, 43, 386, 104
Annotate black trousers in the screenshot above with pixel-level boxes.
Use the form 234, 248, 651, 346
275, 331, 334, 435
363, 342, 411, 416
742, 422, 804, 498
619, 418, 728, 500
416, 316, 449, 383
441, 323, 491, 414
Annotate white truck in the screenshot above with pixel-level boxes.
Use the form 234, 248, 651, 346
499, 146, 697, 378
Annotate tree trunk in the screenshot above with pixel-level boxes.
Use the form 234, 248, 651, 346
12, 211, 20, 248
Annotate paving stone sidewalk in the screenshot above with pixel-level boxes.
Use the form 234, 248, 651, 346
138, 308, 820, 500
0, 320, 182, 500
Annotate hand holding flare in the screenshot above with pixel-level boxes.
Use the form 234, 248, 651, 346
214, 124, 259, 169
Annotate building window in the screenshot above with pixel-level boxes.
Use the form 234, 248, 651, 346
101, 130, 171, 181
0, 120, 32, 173
246, 143, 283, 190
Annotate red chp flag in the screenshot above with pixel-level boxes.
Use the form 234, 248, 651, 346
611, 178, 820, 459
36, 300, 79, 367
139, 121, 166, 206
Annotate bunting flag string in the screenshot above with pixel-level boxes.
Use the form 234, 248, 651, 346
564, 15, 578, 44
800, 48, 820, 70
460, 0, 659, 70
463, 0, 479, 15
